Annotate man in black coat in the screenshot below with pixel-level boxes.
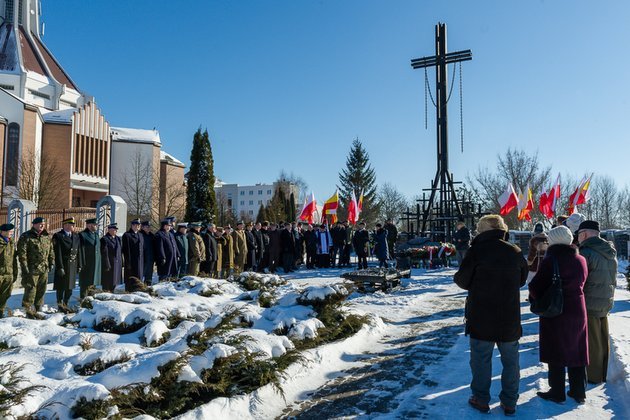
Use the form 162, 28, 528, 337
201, 223, 218, 277
302, 224, 318, 269
155, 220, 179, 280
453, 221, 471, 266
101, 223, 123, 292
53, 217, 82, 311
245, 223, 257, 271
280, 222, 295, 273
259, 222, 271, 272
79, 218, 101, 299
454, 215, 528, 415
253, 222, 265, 271
140, 221, 155, 285
352, 222, 370, 270
122, 219, 144, 290
330, 222, 345, 268
267, 223, 281, 273
384, 219, 398, 259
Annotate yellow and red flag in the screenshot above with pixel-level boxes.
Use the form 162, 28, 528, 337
567, 173, 593, 215
517, 185, 534, 221
358, 190, 364, 213
321, 191, 339, 224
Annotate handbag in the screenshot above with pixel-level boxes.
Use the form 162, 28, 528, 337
530, 257, 563, 318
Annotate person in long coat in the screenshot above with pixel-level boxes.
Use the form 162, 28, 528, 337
122, 219, 144, 290
174, 224, 189, 277
213, 227, 225, 278
221, 227, 234, 278
231, 222, 248, 274
155, 221, 179, 280
140, 221, 155, 285
187, 223, 206, 276
280, 223, 295, 273
100, 223, 122, 292
79, 218, 101, 298
373, 224, 389, 268
52, 217, 82, 310
353, 222, 370, 270
259, 222, 271, 272
253, 222, 265, 270
201, 224, 217, 276
454, 214, 528, 416
303, 224, 318, 269
315, 224, 333, 268
267, 224, 281, 273
529, 226, 589, 404
245, 223, 257, 271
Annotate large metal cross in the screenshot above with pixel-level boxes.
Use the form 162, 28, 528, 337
411, 22, 472, 239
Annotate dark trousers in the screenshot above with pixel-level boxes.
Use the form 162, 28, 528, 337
56, 288, 72, 305
342, 244, 352, 266
357, 254, 368, 270
143, 259, 154, 285
331, 245, 343, 266
282, 252, 294, 273
246, 250, 257, 271
306, 250, 317, 268
548, 364, 586, 399
318, 253, 330, 268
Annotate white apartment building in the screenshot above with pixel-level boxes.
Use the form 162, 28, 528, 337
215, 180, 299, 220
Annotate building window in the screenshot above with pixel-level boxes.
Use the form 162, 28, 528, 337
90, 200, 99, 207
267, 189, 272, 195
249, 190, 253, 195
240, 191, 244, 196
249, 200, 253, 205
72, 197, 81, 207
17, 0, 23, 24
258, 190, 262, 195
5, 0, 14, 22
240, 200, 245, 206
227, 198, 233, 207
258, 200, 262, 205
249, 210, 253, 215
5, 123, 19, 187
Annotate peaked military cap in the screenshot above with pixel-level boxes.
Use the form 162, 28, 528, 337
107, 223, 119, 230
188, 222, 201, 228
86, 218, 97, 224
32, 217, 46, 224
160, 219, 171, 227
62, 217, 76, 225
0, 223, 14, 231
141, 220, 151, 227
130, 218, 141, 225
177, 223, 188, 228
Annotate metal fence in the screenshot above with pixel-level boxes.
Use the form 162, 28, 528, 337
0, 207, 97, 234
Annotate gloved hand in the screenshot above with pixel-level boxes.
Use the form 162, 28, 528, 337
59, 268, 66, 277
161, 259, 166, 266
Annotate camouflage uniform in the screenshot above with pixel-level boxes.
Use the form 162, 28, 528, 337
0, 235, 18, 316
186, 230, 206, 276
17, 228, 55, 311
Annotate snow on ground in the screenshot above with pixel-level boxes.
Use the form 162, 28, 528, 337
2, 264, 630, 419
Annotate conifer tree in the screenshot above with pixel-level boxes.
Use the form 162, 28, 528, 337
338, 137, 378, 224
256, 203, 267, 223
185, 128, 217, 222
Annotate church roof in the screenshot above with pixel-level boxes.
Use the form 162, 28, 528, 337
42, 108, 75, 124
160, 150, 185, 167
111, 126, 162, 145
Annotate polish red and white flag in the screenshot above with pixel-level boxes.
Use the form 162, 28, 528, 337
499, 182, 519, 216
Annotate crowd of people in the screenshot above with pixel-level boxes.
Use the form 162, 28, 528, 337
0, 216, 400, 317
454, 213, 618, 416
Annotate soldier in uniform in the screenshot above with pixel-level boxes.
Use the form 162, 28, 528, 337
0, 223, 18, 318
17, 217, 55, 313
100, 223, 123, 292
187, 222, 206, 276
155, 219, 179, 280
79, 218, 101, 299
174, 223, 189, 277
231, 221, 247, 274
221, 226, 234, 278
52, 217, 82, 311
122, 219, 144, 290
140, 221, 155, 285
245, 222, 257, 271
201, 223, 217, 277
213, 227, 225, 278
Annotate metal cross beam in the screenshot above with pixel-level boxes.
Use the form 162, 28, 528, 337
410, 22, 473, 241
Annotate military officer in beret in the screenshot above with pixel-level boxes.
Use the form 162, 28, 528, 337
52, 217, 83, 312
100, 223, 123, 292
140, 221, 155, 285
187, 222, 206, 276
122, 218, 144, 290
79, 218, 101, 299
0, 223, 18, 317
17, 217, 55, 313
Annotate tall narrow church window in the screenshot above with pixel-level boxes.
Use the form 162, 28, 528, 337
5, 0, 14, 23
17, 0, 23, 24
5, 122, 20, 186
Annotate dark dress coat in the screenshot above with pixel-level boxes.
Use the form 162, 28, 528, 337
79, 229, 101, 288
52, 230, 82, 291
280, 229, 295, 254
100, 233, 123, 291
454, 229, 528, 342
453, 226, 471, 251
303, 230, 318, 254
155, 229, 180, 277
122, 229, 144, 281
253, 228, 264, 261
140, 230, 155, 276
352, 229, 370, 257
245, 229, 257, 268
174, 232, 189, 267
268, 229, 281, 260
529, 244, 589, 367
374, 229, 389, 260
203, 231, 218, 263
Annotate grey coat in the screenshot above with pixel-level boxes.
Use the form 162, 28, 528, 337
579, 236, 617, 317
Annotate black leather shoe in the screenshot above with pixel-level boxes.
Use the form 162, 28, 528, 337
567, 390, 586, 404
537, 391, 565, 404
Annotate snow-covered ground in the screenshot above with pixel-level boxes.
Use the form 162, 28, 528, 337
2, 264, 629, 419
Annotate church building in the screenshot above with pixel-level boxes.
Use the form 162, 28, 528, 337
0, 0, 185, 214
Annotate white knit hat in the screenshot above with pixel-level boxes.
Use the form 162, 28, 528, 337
547, 225, 573, 246
565, 212, 585, 233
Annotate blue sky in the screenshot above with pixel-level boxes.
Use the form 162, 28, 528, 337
43, 1, 630, 202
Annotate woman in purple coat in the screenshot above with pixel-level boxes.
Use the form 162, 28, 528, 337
529, 226, 589, 404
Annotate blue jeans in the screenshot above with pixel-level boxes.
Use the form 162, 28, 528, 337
469, 338, 520, 407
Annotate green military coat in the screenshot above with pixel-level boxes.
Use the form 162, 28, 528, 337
0, 235, 17, 280
79, 229, 101, 287
17, 228, 55, 281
